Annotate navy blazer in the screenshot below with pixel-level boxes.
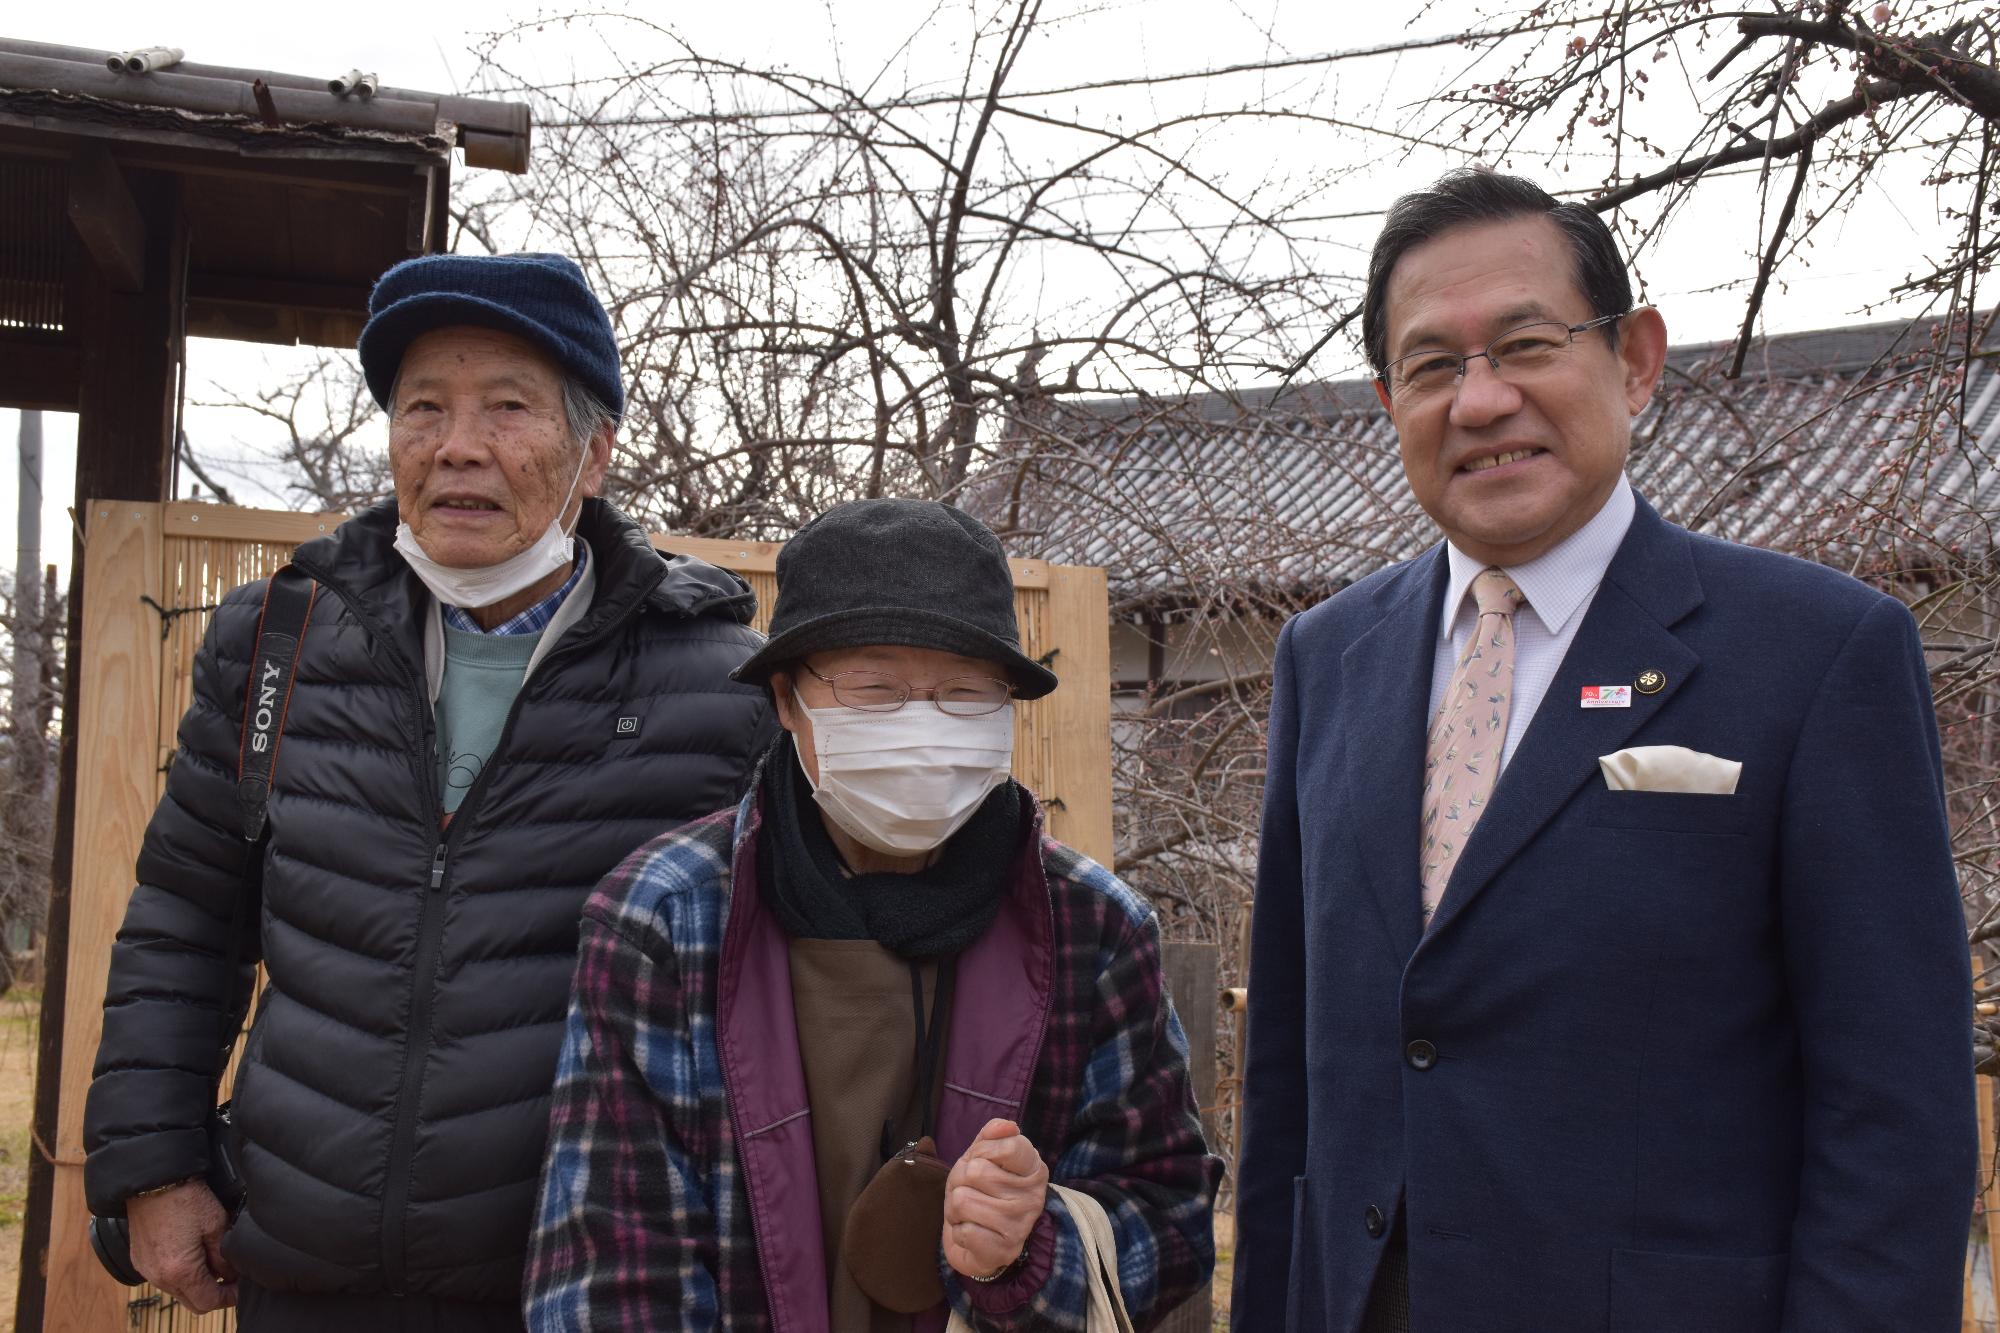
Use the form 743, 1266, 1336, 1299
1233, 497, 1976, 1332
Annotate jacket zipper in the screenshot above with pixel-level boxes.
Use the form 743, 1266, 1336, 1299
379, 835, 452, 1294
296, 562, 653, 1295
291, 566, 448, 1294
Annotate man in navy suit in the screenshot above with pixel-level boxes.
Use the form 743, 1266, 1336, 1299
1231, 168, 1977, 1332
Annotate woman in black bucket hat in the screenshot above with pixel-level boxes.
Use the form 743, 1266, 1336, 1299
730, 499, 1059, 700
526, 498, 1219, 1332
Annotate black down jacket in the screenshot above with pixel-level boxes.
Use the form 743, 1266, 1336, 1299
83, 498, 774, 1301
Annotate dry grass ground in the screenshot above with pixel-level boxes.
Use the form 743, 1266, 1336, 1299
0, 989, 39, 1333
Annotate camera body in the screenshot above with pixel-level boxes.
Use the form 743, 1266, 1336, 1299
88, 1103, 244, 1287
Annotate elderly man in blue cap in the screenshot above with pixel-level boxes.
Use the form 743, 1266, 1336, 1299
81, 253, 774, 1330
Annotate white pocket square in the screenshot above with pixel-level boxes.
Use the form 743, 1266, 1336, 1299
1598, 745, 1741, 795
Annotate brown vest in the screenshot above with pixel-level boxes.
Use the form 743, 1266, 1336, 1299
788, 940, 941, 1333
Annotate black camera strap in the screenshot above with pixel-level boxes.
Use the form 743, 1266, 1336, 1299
219, 567, 317, 1076
236, 567, 318, 845
90, 566, 318, 1275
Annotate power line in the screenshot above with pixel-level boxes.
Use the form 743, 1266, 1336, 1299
495, 160, 1854, 269
527, 4, 1692, 129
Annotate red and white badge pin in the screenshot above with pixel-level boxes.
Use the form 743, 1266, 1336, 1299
1580, 685, 1632, 709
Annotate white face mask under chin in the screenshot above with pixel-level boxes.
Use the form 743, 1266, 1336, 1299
795, 694, 1015, 857
394, 450, 589, 611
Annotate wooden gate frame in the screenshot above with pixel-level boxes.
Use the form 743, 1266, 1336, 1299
42, 499, 1113, 1331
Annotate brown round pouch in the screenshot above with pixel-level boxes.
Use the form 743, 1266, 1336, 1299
842, 1136, 951, 1313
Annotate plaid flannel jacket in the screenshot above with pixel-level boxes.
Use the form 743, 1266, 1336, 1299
525, 790, 1219, 1331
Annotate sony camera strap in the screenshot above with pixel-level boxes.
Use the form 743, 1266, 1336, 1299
91, 565, 319, 1278
236, 567, 318, 844
221, 566, 317, 1075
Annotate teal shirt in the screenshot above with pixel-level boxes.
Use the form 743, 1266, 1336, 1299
437, 627, 542, 813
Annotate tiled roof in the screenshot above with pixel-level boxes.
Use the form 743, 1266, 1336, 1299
973, 316, 2000, 611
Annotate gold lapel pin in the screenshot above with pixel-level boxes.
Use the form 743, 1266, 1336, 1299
1634, 669, 1666, 695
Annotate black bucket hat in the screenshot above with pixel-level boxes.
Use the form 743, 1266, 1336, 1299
731, 499, 1059, 699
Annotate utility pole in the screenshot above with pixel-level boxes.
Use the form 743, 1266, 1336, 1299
14, 408, 42, 694
7, 410, 46, 978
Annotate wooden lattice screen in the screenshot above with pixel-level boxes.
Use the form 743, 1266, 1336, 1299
45, 500, 1112, 1332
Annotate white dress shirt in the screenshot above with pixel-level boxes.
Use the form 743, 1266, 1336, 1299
1426, 479, 1636, 773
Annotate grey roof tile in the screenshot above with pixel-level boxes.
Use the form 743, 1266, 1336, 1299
974, 316, 1999, 608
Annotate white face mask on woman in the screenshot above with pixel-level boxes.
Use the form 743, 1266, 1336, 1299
393, 449, 588, 610
794, 693, 1015, 856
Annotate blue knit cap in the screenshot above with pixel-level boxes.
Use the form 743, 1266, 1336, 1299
357, 252, 624, 417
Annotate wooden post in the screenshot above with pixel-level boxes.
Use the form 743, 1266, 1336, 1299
1160, 942, 1219, 1333
19, 170, 187, 1333
1966, 1243, 1980, 1333
15, 522, 85, 1333
67, 177, 185, 507
42, 503, 166, 1333
1980, 1074, 2000, 1323
1163, 942, 1220, 1152
1232, 903, 1252, 1173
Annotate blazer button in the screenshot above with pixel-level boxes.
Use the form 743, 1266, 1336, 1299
1406, 1039, 1437, 1070
1365, 1204, 1385, 1238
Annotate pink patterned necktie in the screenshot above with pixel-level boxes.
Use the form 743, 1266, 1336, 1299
1420, 568, 1527, 928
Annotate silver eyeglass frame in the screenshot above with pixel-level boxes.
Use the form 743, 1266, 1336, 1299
1380, 311, 1627, 399
798, 661, 1015, 716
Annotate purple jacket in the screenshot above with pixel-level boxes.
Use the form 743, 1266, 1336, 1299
526, 787, 1220, 1331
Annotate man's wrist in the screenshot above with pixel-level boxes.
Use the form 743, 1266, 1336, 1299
128, 1175, 202, 1202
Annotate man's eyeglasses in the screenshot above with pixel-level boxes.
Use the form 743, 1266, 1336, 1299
1381, 312, 1626, 401
801, 663, 1015, 716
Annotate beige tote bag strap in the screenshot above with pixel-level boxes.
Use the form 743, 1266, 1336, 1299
944, 1185, 1134, 1333
1052, 1184, 1136, 1333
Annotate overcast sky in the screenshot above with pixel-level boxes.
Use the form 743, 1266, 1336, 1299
2, 0, 1963, 574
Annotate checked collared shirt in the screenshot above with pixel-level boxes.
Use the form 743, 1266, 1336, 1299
441, 548, 590, 635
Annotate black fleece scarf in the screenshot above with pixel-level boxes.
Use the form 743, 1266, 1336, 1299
756, 735, 1018, 959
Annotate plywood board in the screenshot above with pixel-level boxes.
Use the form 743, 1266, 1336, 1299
48, 503, 165, 1332
166, 505, 1053, 588
163, 502, 344, 545
1040, 564, 1115, 866
53, 500, 1112, 1331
